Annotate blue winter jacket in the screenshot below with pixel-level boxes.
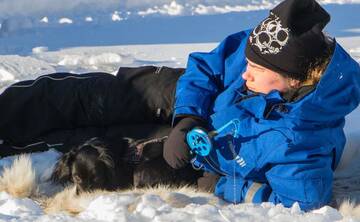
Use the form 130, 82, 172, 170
174, 30, 360, 211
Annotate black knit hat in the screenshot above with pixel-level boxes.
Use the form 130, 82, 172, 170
245, 0, 331, 81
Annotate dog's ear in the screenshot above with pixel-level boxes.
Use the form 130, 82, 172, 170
51, 149, 77, 184
84, 138, 115, 170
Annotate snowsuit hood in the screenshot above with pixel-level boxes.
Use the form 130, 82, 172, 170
286, 43, 360, 123
276, 42, 360, 168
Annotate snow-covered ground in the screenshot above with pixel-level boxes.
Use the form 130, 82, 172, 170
0, 0, 360, 221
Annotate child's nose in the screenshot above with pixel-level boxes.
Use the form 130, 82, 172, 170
242, 70, 253, 81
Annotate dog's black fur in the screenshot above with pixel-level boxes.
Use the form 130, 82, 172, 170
51, 138, 133, 194
51, 126, 202, 194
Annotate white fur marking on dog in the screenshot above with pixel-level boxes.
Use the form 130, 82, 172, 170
43, 185, 109, 215
339, 201, 360, 220
0, 155, 37, 198
43, 185, 218, 216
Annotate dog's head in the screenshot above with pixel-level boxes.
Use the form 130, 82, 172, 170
51, 134, 200, 193
51, 138, 132, 194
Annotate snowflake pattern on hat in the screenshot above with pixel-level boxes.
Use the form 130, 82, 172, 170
249, 12, 290, 55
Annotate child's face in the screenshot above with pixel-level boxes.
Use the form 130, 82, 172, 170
242, 59, 298, 94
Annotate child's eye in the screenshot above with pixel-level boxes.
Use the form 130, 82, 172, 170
249, 63, 265, 72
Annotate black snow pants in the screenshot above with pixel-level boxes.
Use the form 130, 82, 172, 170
0, 65, 220, 192
0, 66, 184, 155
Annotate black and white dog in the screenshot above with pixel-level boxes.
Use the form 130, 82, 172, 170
51, 126, 201, 194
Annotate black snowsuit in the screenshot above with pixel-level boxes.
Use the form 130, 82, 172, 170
0, 66, 182, 153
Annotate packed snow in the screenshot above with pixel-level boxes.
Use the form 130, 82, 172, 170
0, 0, 360, 18
0, 0, 360, 221
58, 18, 73, 24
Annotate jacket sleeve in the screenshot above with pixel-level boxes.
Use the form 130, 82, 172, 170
173, 31, 250, 122
215, 142, 334, 211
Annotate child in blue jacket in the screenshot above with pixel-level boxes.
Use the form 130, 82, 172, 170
163, 0, 360, 211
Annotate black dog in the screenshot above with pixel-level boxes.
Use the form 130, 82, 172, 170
51, 133, 202, 194
51, 137, 132, 194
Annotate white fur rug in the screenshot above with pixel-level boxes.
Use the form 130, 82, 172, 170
1, 151, 360, 221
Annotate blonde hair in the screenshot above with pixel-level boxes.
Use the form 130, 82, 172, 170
298, 47, 333, 87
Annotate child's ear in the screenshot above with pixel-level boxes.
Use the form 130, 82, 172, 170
289, 78, 301, 88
